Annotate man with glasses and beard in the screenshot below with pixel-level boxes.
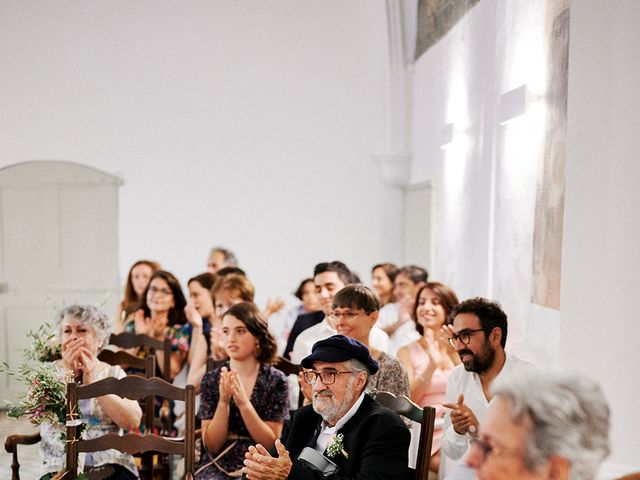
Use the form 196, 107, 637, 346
439, 297, 534, 479
241, 335, 410, 480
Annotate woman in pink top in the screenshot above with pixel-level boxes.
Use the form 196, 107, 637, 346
397, 281, 460, 473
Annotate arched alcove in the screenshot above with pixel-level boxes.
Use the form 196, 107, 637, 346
0, 160, 122, 397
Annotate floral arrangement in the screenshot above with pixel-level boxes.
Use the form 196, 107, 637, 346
25, 321, 61, 362
1, 322, 71, 426
1, 362, 73, 425
326, 433, 349, 459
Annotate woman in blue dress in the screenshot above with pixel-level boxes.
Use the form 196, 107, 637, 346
197, 302, 289, 479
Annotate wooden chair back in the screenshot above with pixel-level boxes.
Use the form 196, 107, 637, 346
108, 332, 171, 381
374, 390, 436, 480
64, 376, 196, 479
3, 351, 156, 480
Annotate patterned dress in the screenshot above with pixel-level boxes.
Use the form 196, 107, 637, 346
366, 351, 411, 398
196, 362, 289, 479
39, 364, 139, 479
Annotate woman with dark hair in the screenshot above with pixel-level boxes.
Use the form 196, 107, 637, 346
196, 302, 289, 479
114, 260, 160, 333
371, 263, 398, 306
397, 281, 461, 472
134, 270, 190, 381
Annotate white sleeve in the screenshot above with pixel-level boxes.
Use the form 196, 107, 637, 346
290, 331, 308, 364
376, 303, 399, 329
440, 369, 470, 461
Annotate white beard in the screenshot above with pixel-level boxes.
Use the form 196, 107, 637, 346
312, 378, 357, 425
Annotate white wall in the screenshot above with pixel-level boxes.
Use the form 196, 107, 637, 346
0, 1, 403, 307
409, 0, 640, 475
561, 0, 640, 476
409, 0, 559, 367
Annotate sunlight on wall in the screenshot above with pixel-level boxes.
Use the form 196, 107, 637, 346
442, 34, 471, 212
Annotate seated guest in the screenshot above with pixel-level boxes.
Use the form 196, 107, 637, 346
184, 272, 216, 391
331, 284, 409, 398
197, 303, 289, 479
281, 278, 322, 343
371, 262, 398, 306
283, 261, 352, 360
207, 246, 239, 275
397, 282, 461, 471
289, 262, 389, 364
134, 270, 190, 381
440, 297, 534, 479
376, 265, 427, 355
466, 372, 610, 480
40, 304, 142, 480
114, 259, 160, 333
187, 273, 256, 391
242, 335, 410, 480
186, 273, 216, 354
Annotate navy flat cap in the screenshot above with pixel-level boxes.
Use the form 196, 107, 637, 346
301, 335, 379, 374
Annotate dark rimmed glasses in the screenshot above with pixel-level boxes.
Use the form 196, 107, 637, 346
448, 328, 484, 347
302, 370, 360, 385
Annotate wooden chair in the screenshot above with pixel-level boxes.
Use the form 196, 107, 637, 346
374, 391, 436, 480
4, 351, 155, 480
273, 356, 304, 409
63, 375, 196, 480
108, 332, 171, 381
109, 331, 174, 457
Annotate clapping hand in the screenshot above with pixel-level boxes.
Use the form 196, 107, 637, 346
228, 369, 251, 408
264, 298, 285, 318
61, 336, 85, 376
219, 366, 234, 405
440, 324, 462, 365
184, 303, 203, 329
243, 440, 292, 480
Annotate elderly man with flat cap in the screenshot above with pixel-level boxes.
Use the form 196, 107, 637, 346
242, 334, 410, 480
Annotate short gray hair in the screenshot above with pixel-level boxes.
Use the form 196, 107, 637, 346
211, 247, 238, 267
493, 372, 610, 480
344, 358, 370, 390
55, 304, 112, 350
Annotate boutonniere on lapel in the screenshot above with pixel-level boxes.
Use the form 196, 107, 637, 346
326, 433, 349, 459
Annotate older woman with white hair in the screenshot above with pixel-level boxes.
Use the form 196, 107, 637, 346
39, 304, 142, 480
465, 371, 610, 480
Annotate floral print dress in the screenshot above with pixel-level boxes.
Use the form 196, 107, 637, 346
39, 364, 139, 478
196, 362, 289, 479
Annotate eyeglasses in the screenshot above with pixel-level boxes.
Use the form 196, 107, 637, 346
469, 437, 520, 464
148, 286, 173, 298
448, 328, 484, 347
328, 310, 362, 322
302, 370, 360, 385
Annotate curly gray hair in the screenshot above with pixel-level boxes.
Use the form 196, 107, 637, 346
493, 372, 610, 480
55, 304, 112, 350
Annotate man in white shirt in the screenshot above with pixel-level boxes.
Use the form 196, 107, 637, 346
440, 297, 534, 479
290, 262, 388, 363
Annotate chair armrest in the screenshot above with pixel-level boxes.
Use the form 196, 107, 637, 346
5, 432, 41, 452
